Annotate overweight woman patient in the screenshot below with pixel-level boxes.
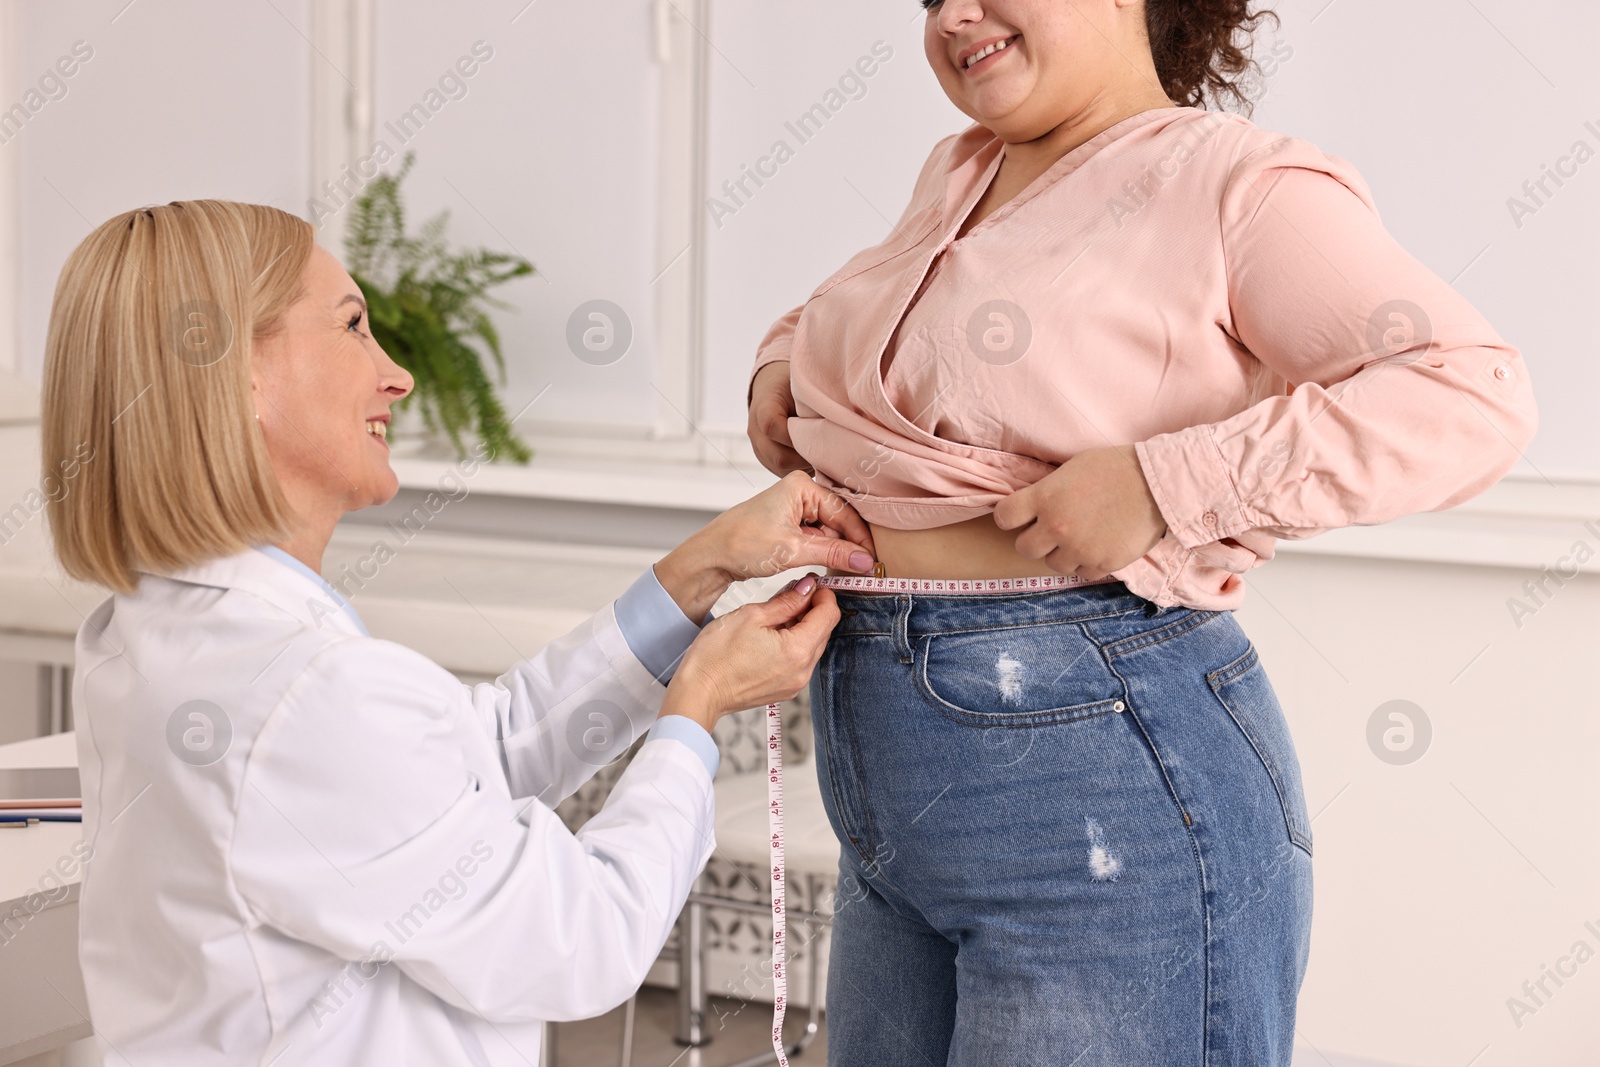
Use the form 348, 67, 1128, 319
40, 200, 881, 1065
747, 0, 1537, 1064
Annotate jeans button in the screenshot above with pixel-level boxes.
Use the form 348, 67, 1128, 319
1113, 700, 1126, 713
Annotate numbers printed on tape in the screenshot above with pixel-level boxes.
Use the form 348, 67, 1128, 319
818, 573, 1110, 593
765, 699, 790, 1066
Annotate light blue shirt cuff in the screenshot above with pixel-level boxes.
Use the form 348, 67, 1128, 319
613, 565, 707, 685
649, 715, 720, 779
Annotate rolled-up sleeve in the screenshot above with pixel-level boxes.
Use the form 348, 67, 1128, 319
1135, 140, 1539, 549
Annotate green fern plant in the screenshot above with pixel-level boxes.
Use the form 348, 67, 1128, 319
344, 152, 534, 463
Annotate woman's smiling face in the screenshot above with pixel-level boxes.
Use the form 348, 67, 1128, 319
251, 243, 415, 520
922, 0, 1157, 141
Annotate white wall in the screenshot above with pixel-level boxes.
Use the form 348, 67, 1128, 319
1243, 554, 1600, 1066
366, 0, 670, 430
10, 0, 309, 384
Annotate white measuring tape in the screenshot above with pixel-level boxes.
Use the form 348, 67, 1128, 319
759, 570, 1113, 1064
762, 699, 790, 1066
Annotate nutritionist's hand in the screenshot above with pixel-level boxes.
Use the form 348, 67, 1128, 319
653, 470, 877, 622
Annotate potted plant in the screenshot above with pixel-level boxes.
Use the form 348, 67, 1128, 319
343, 152, 534, 463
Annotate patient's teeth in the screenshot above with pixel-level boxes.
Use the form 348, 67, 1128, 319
966, 38, 1015, 69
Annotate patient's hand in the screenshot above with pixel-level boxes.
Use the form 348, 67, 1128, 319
993, 444, 1169, 582
748, 361, 810, 477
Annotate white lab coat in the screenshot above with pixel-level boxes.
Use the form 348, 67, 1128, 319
72, 548, 716, 1065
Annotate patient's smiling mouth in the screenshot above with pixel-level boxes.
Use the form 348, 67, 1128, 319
960, 34, 1019, 74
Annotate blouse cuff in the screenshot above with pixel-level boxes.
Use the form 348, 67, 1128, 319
1135, 427, 1252, 549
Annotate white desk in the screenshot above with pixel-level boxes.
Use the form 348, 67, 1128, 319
0, 732, 90, 1065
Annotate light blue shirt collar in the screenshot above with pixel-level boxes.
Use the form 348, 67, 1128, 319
254, 545, 371, 637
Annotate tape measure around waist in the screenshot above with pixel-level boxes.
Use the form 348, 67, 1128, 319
759, 569, 1116, 1063
815, 572, 1120, 595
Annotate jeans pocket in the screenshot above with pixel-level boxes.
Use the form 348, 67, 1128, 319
1207, 644, 1314, 857
914, 623, 1126, 726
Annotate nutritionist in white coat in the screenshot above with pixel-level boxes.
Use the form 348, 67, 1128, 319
39, 199, 877, 1065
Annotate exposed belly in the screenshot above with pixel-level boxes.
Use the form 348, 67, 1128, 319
826, 513, 1074, 581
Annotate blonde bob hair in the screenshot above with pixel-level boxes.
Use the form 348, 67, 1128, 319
41, 200, 314, 593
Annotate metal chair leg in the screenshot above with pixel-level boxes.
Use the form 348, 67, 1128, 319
618, 993, 637, 1067
721, 872, 830, 1067
674, 894, 710, 1047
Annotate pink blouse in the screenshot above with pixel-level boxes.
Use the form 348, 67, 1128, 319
749, 106, 1538, 610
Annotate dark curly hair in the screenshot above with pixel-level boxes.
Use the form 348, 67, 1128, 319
1144, 0, 1281, 116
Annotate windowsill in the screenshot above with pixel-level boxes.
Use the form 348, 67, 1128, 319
1269, 502, 1600, 574
394, 450, 1600, 576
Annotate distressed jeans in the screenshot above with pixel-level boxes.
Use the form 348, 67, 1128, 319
810, 580, 1313, 1066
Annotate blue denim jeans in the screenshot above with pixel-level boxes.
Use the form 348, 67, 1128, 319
810, 580, 1313, 1066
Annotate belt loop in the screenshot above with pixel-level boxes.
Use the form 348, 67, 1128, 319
893, 594, 914, 662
